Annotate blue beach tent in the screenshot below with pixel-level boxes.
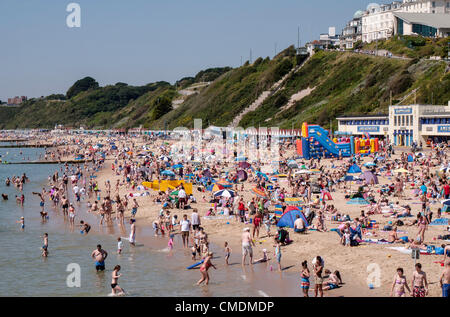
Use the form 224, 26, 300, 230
347, 164, 362, 174
277, 206, 309, 228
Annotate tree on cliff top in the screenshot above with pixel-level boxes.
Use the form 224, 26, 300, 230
66, 77, 99, 99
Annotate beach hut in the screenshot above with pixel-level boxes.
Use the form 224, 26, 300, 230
277, 206, 309, 228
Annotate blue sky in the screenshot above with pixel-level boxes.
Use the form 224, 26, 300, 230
0, 0, 392, 101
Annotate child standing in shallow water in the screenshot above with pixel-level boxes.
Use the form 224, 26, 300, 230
224, 242, 231, 265
117, 237, 123, 254
274, 239, 282, 272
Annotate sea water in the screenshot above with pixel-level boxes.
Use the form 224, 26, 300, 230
0, 146, 300, 297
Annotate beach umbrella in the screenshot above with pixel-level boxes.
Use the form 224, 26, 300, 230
364, 162, 376, 167
256, 171, 269, 181
252, 187, 268, 198
237, 170, 248, 181
214, 189, 236, 198
287, 160, 298, 169
161, 170, 175, 177
344, 175, 357, 182
238, 162, 251, 169
217, 180, 233, 188
202, 169, 212, 178
441, 199, 450, 206
295, 170, 311, 175
235, 156, 247, 162
172, 164, 183, 169
309, 169, 321, 174
394, 168, 409, 173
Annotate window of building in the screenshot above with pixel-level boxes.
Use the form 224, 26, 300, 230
402, 116, 405, 126
410, 115, 413, 126
394, 116, 397, 126
405, 116, 409, 126
432, 1, 436, 8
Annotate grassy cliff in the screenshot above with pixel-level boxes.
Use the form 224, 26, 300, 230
1, 38, 448, 130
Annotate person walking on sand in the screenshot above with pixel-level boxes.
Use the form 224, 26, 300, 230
196, 252, 216, 286
411, 263, 428, 297
391, 267, 411, 297
111, 265, 125, 295
241, 227, 255, 266
440, 261, 450, 297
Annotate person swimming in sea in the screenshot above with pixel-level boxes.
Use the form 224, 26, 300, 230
79, 221, 91, 234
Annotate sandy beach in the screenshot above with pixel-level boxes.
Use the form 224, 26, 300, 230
1, 131, 449, 297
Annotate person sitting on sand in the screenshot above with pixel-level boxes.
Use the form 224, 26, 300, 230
294, 214, 306, 234
387, 227, 405, 244
323, 270, 342, 291
254, 249, 269, 263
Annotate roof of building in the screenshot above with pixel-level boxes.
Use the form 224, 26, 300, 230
393, 12, 450, 29
336, 114, 388, 119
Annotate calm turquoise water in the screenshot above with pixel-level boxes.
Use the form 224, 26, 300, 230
0, 147, 299, 297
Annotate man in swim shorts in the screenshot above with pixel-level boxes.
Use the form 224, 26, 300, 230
241, 228, 255, 266
411, 263, 428, 297
91, 244, 108, 272
439, 261, 450, 297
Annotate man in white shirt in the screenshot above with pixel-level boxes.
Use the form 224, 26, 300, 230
178, 188, 187, 209
191, 208, 201, 230
180, 214, 191, 248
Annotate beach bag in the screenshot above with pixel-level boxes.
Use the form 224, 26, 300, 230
399, 236, 409, 242
435, 247, 444, 255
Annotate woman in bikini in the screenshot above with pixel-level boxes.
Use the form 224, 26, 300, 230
417, 214, 428, 243
390, 267, 411, 297
196, 252, 216, 286
300, 260, 310, 297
